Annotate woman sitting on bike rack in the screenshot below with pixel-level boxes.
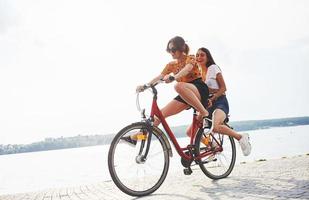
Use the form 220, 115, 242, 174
122, 36, 210, 145
187, 47, 251, 156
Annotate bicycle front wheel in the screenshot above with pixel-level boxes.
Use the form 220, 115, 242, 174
108, 122, 170, 197
195, 128, 236, 180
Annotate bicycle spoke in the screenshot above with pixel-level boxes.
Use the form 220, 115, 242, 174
108, 123, 169, 196
195, 129, 236, 180
217, 155, 229, 171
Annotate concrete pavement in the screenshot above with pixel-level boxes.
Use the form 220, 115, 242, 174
1, 154, 309, 200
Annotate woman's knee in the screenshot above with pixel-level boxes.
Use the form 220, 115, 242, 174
174, 82, 186, 93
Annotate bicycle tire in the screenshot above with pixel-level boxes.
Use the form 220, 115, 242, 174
194, 128, 236, 180
108, 122, 170, 196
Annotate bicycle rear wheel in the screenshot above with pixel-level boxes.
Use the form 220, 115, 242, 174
108, 122, 170, 196
195, 128, 236, 180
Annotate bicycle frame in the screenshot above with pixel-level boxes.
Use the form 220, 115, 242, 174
109, 83, 236, 197
147, 85, 215, 161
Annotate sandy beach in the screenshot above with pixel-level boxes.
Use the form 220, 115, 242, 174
1, 154, 308, 200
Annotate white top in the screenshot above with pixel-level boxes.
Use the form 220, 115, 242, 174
205, 64, 221, 90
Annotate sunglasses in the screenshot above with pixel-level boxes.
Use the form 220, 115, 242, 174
196, 53, 206, 57
168, 47, 178, 53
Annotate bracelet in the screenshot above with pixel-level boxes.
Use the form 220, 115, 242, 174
168, 76, 175, 82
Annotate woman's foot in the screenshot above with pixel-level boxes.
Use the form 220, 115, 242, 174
120, 136, 137, 146
238, 133, 252, 156
202, 116, 212, 128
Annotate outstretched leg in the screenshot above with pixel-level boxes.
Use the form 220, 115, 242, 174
123, 99, 189, 144
212, 109, 251, 156
212, 109, 241, 140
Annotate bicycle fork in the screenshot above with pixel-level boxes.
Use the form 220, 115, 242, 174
136, 123, 154, 164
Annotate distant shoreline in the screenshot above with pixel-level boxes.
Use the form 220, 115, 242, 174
169, 116, 309, 137
1, 116, 309, 156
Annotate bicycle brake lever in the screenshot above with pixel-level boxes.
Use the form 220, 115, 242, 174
168, 76, 175, 82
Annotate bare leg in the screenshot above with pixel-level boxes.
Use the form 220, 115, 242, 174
130, 100, 188, 141
174, 82, 209, 117
188, 109, 243, 145
153, 99, 189, 126
186, 113, 205, 137
212, 109, 242, 140
186, 124, 193, 137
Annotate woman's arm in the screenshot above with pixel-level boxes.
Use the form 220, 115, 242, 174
136, 74, 164, 92
209, 88, 219, 94
148, 74, 164, 85
209, 73, 227, 101
163, 63, 192, 83
174, 63, 193, 80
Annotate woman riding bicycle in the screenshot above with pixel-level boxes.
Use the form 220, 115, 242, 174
187, 47, 251, 156
122, 36, 210, 145
109, 42, 241, 197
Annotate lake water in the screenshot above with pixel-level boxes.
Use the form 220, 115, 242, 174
1, 125, 309, 195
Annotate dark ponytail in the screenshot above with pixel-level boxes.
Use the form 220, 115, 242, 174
183, 43, 189, 55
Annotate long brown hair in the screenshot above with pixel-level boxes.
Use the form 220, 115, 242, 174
198, 47, 216, 68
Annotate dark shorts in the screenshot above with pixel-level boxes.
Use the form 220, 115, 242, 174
174, 78, 209, 109
208, 95, 229, 116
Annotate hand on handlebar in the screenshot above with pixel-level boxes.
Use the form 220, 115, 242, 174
136, 85, 147, 93
136, 75, 174, 93
163, 75, 175, 83
207, 99, 213, 108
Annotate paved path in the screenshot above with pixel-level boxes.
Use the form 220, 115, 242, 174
1, 155, 309, 200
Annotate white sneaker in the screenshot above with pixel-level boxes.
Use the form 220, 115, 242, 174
238, 133, 251, 156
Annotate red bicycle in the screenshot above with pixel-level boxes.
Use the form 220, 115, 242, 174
108, 81, 236, 197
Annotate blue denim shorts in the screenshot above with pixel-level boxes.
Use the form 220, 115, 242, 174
208, 95, 229, 116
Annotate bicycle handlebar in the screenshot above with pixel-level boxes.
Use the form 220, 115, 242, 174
138, 75, 176, 94
136, 79, 165, 113
137, 79, 164, 93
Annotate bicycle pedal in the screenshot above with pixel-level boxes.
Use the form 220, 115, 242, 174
183, 168, 192, 175
181, 151, 193, 168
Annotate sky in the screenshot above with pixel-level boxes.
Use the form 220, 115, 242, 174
0, 0, 309, 144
